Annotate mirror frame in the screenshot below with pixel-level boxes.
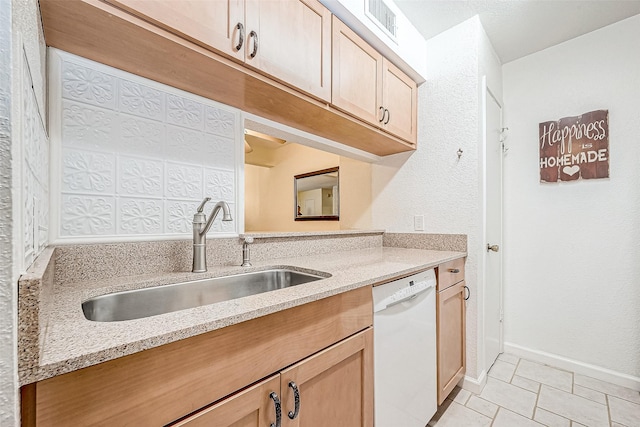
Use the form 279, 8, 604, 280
294, 167, 339, 221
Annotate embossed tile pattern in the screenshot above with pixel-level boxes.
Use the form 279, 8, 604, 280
55, 51, 240, 240
430, 353, 640, 427
22, 56, 50, 268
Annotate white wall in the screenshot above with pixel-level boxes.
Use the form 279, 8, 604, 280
372, 16, 502, 384
503, 15, 640, 384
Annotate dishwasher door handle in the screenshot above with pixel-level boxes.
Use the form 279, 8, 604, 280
385, 284, 435, 309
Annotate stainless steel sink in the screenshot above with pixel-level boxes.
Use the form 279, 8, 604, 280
82, 268, 329, 322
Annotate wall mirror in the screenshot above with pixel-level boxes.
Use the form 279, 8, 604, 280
294, 167, 339, 221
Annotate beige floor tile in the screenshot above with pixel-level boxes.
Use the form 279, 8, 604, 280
492, 408, 544, 427
574, 374, 640, 404
515, 359, 573, 392
611, 423, 629, 427
512, 375, 541, 393
609, 395, 640, 426
573, 384, 606, 405
466, 395, 498, 418
537, 385, 609, 427
489, 359, 517, 382
571, 423, 587, 427
478, 377, 537, 418
534, 407, 571, 427
449, 386, 472, 404
498, 352, 520, 365
429, 401, 492, 427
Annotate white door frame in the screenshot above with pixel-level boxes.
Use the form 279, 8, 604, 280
481, 76, 504, 375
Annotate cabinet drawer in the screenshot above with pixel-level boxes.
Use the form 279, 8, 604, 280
437, 258, 465, 291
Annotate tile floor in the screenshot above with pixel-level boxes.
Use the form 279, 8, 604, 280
428, 353, 640, 427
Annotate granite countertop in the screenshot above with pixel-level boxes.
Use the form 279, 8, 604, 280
24, 246, 465, 384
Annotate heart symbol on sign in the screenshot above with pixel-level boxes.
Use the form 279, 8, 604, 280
563, 165, 580, 176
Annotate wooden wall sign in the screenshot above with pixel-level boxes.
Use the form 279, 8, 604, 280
539, 110, 609, 182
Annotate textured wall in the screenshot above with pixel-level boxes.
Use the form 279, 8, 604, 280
0, 1, 15, 423
3, 0, 49, 424
49, 50, 241, 242
502, 15, 640, 379
372, 17, 483, 380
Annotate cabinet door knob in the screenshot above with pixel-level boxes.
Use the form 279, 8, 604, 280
249, 30, 259, 58
235, 22, 244, 51
269, 392, 282, 427
287, 381, 301, 419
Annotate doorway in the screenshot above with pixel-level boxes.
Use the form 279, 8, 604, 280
484, 81, 504, 373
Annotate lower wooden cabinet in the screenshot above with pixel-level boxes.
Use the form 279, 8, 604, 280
172, 328, 373, 427
171, 375, 281, 427
22, 287, 373, 426
436, 259, 466, 405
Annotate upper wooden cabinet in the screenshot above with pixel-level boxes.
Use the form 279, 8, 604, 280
40, 0, 416, 155
106, 0, 331, 102
332, 16, 417, 144
244, 0, 331, 101
104, 0, 245, 61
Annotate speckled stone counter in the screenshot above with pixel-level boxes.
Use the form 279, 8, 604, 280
19, 242, 465, 386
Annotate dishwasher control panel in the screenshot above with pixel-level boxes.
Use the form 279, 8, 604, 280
373, 269, 436, 312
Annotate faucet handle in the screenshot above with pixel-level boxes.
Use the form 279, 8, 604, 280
196, 197, 211, 213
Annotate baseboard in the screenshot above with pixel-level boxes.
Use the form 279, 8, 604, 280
504, 342, 640, 391
461, 369, 487, 394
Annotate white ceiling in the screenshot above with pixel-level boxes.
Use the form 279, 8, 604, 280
393, 0, 640, 63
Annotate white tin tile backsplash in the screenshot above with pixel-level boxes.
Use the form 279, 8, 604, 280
50, 49, 242, 242
22, 51, 49, 268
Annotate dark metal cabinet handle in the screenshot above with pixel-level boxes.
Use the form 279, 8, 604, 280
249, 30, 259, 58
384, 108, 390, 125
379, 106, 385, 122
270, 392, 282, 427
235, 22, 244, 51
287, 381, 300, 419
448, 268, 460, 273
464, 285, 470, 301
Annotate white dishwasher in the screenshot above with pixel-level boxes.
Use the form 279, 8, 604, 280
373, 269, 437, 427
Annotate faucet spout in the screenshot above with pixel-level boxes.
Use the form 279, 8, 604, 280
192, 199, 232, 273
200, 201, 232, 237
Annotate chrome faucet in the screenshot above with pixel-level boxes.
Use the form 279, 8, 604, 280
241, 236, 254, 267
192, 197, 232, 273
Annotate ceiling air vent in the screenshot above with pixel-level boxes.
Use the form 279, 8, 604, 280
367, 0, 397, 39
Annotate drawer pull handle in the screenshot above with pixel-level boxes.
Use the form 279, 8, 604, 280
384, 108, 390, 125
270, 392, 282, 427
379, 106, 385, 122
448, 268, 460, 273
464, 285, 470, 301
235, 22, 244, 51
287, 381, 301, 419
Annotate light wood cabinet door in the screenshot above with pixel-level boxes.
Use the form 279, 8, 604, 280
331, 15, 383, 127
105, 0, 245, 61
382, 58, 417, 144
244, 0, 331, 102
436, 280, 466, 405
171, 375, 281, 427
331, 16, 417, 144
280, 328, 373, 427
